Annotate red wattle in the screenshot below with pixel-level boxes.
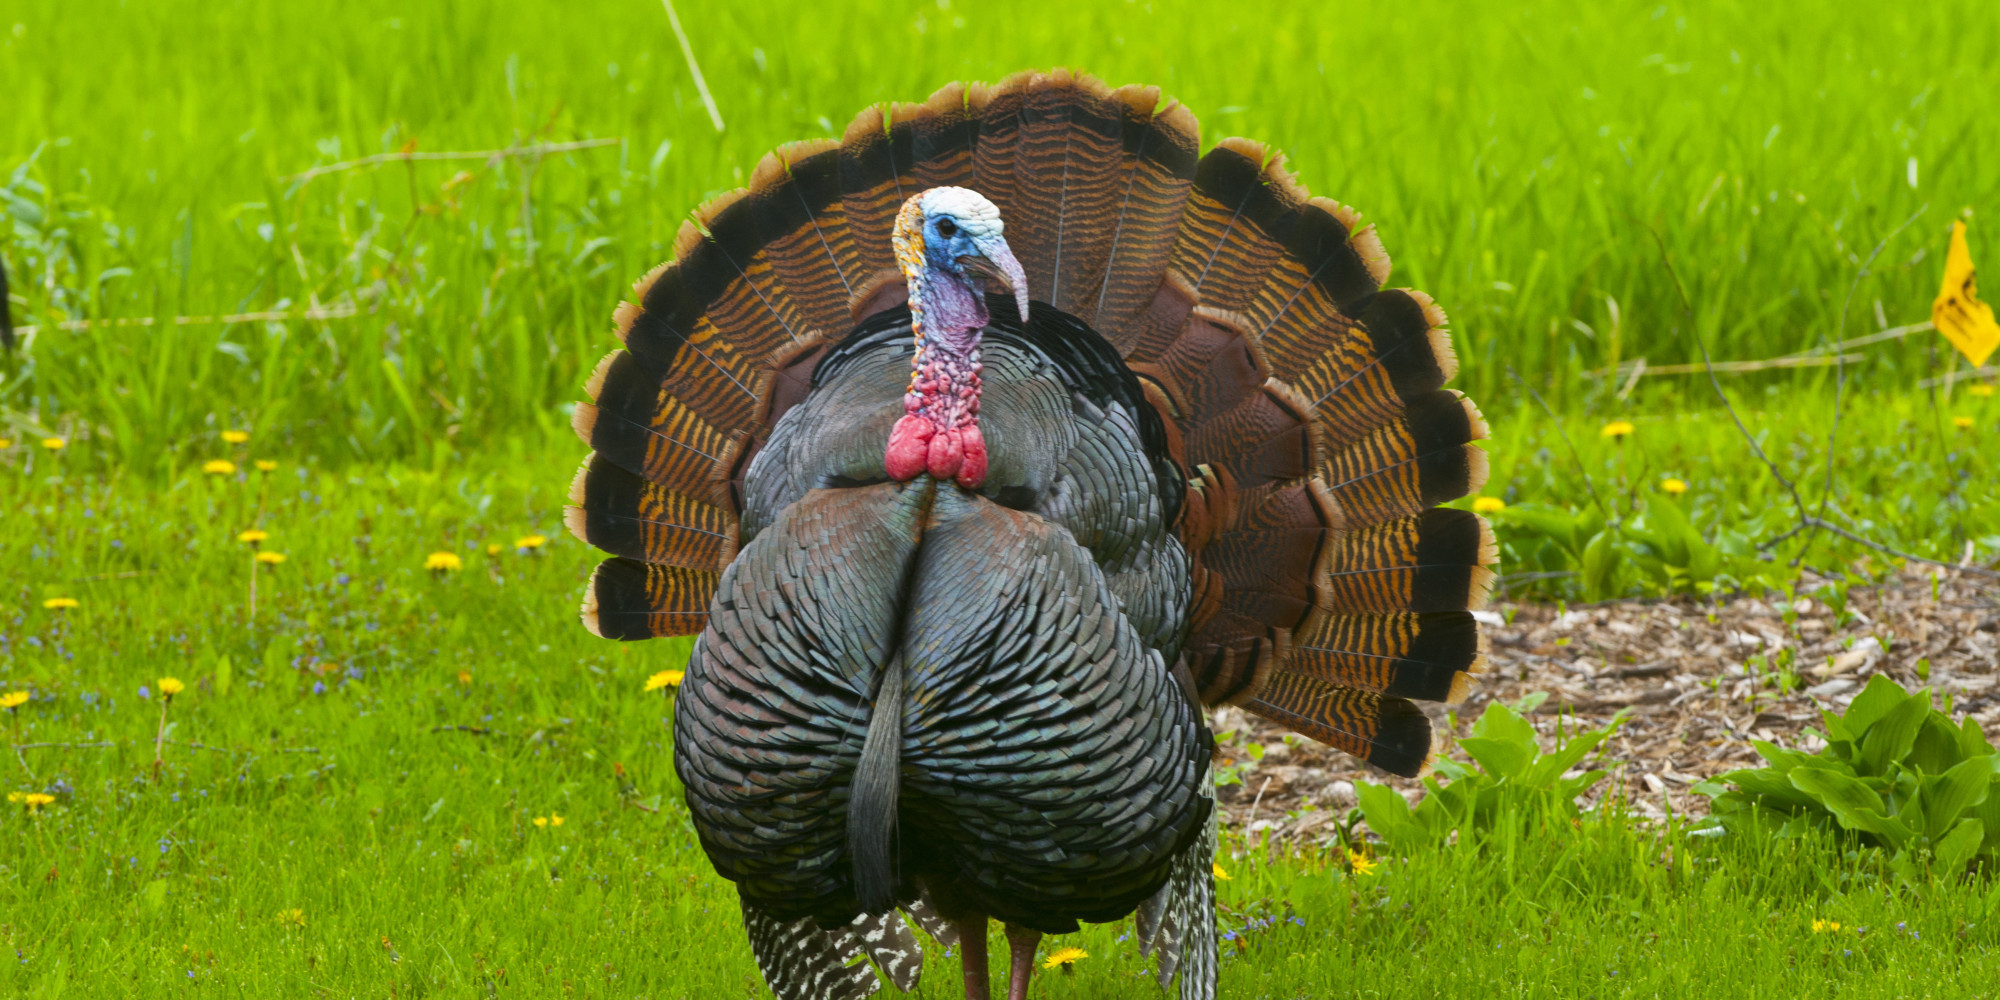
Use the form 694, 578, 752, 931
926, 426, 965, 481
956, 423, 987, 489
885, 414, 933, 481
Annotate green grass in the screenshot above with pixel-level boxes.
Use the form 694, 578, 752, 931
3, 456, 1996, 997
5, 0, 2000, 995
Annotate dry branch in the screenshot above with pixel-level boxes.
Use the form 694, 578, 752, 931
13, 304, 360, 339
284, 138, 621, 183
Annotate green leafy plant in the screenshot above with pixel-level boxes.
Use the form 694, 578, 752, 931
1699, 675, 2000, 883
1356, 697, 1629, 851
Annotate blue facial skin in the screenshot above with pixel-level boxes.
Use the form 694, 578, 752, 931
924, 212, 979, 277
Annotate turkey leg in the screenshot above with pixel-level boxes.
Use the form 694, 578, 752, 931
956, 916, 991, 1000
1004, 924, 1043, 1000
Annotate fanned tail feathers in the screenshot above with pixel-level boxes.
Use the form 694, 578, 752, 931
568, 71, 1491, 777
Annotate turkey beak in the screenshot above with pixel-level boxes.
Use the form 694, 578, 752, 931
959, 237, 1030, 321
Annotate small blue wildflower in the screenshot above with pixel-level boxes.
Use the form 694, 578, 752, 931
334, 573, 351, 585
312, 681, 326, 695
138, 685, 150, 699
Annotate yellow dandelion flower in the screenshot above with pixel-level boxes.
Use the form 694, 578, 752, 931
533, 816, 549, 828
1041, 947, 1088, 971
221, 430, 250, 444
256, 551, 287, 565
41, 437, 65, 451
1953, 416, 1975, 430
255, 460, 278, 472
22, 792, 55, 812
277, 908, 306, 927
237, 529, 269, 544
1660, 478, 1689, 495
1348, 850, 1380, 876
1970, 383, 1996, 397
485, 543, 502, 556
1, 691, 28, 710
0, 438, 10, 449
1212, 862, 1231, 881
4, 792, 21, 803
158, 677, 185, 697
1471, 496, 1506, 514
645, 670, 685, 692
514, 534, 547, 550
551, 814, 564, 827
424, 551, 463, 572
42, 597, 78, 610
1600, 420, 1635, 439
456, 670, 472, 686
1812, 919, 1843, 933
202, 459, 237, 475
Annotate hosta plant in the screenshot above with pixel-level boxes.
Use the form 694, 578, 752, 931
1699, 674, 2000, 883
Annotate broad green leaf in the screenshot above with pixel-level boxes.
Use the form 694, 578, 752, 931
1356, 780, 1417, 846
1923, 756, 1999, 839
1934, 817, 1985, 875
1459, 736, 1534, 781
1910, 713, 1969, 775
1857, 696, 1930, 776
1470, 701, 1538, 749
1961, 717, 1996, 759
1843, 674, 1912, 738
1790, 767, 1913, 847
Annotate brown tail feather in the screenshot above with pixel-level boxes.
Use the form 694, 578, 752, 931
1244, 676, 1439, 777
566, 456, 737, 570
1320, 390, 1489, 528
1285, 611, 1487, 703
582, 558, 715, 640
1320, 509, 1497, 614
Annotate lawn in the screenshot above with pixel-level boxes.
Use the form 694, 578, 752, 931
3, 0, 1998, 995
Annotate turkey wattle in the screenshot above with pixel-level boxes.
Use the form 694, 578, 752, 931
566, 70, 1495, 1000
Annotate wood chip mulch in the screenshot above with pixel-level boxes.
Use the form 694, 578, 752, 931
1213, 568, 2000, 843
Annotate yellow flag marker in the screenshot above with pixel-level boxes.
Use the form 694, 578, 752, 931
1934, 221, 2000, 368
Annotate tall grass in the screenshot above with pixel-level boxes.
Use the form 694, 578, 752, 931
2, 0, 1996, 476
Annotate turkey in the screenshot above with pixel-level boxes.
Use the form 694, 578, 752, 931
566, 70, 1494, 1000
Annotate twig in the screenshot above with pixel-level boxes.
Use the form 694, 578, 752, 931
1587, 354, 1866, 378
13, 740, 117, 780
659, 0, 725, 132
284, 138, 621, 183
431, 725, 508, 737
1918, 364, 1998, 389
12, 304, 360, 339
1777, 320, 1934, 359
1244, 776, 1273, 832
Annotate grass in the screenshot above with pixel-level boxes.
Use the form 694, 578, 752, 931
4, 0, 2000, 995
3, 454, 1996, 997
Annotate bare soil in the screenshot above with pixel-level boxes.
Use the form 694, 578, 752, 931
1214, 568, 2000, 841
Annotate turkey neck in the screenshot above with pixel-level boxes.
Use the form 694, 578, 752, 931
885, 248, 989, 489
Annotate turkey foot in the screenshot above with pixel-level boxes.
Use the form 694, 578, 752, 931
1004, 924, 1043, 1000
956, 916, 991, 1000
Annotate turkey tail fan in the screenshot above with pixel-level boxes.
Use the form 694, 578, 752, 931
570, 71, 1203, 641
1244, 676, 1442, 777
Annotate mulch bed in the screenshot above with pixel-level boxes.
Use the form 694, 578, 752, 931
1213, 568, 2000, 842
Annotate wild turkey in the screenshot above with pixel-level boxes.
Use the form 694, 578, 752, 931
566, 70, 1493, 1000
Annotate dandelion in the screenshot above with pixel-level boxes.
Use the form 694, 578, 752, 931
1661, 478, 1689, 495
11, 791, 56, 814
42, 597, 78, 610
550, 814, 565, 827
1953, 416, 1975, 430
256, 551, 286, 565
255, 460, 278, 472
533, 816, 549, 828
40, 437, 64, 451
152, 678, 184, 780
0, 692, 27, 711
1971, 384, 1996, 398
159, 677, 185, 698
238, 529, 269, 544
645, 670, 685, 692
1600, 420, 1634, 440
202, 459, 237, 475
456, 670, 472, 686
1347, 850, 1379, 877
221, 430, 250, 444
1812, 919, 1843, 933
277, 908, 306, 928
1471, 496, 1506, 514
514, 534, 547, 551
0, 438, 10, 449
485, 543, 502, 556
425, 551, 463, 572
1212, 862, 1231, 881
1041, 946, 1088, 972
